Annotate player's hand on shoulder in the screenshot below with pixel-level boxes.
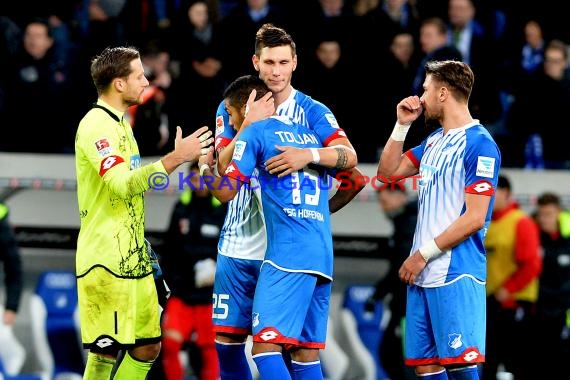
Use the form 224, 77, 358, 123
174, 126, 213, 163
265, 146, 311, 177
396, 96, 423, 125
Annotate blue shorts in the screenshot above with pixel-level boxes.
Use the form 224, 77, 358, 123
405, 276, 486, 366
212, 253, 263, 335
252, 263, 332, 349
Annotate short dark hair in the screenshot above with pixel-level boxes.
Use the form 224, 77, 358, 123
497, 174, 511, 191
223, 75, 270, 110
536, 192, 561, 207
90, 46, 140, 95
255, 23, 296, 57
425, 60, 474, 102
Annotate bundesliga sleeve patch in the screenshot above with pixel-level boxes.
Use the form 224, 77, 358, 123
99, 155, 124, 177
466, 180, 494, 196
215, 115, 225, 136
94, 138, 112, 156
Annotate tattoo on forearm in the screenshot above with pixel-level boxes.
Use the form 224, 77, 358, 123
334, 147, 348, 169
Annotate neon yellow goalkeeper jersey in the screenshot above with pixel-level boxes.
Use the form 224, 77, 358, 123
74, 100, 166, 278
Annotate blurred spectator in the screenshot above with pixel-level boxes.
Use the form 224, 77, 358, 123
500, 19, 546, 112
159, 162, 227, 380
447, 0, 504, 127
296, 33, 354, 152
505, 39, 570, 169
218, 0, 291, 83
1, 18, 73, 153
0, 201, 26, 377
484, 175, 542, 380
126, 39, 172, 156
407, 17, 462, 150
169, 0, 226, 137
0, 0, 78, 66
365, 185, 416, 380
520, 20, 546, 76
374, 31, 419, 158
75, 0, 128, 57
360, 0, 421, 52
352, 0, 379, 16
0, 16, 22, 119
119, 0, 182, 50
532, 192, 570, 377
412, 17, 462, 95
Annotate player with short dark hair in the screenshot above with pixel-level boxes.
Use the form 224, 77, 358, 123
201, 74, 335, 380
211, 23, 363, 379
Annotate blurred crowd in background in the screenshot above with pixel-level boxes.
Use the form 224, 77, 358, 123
1, 0, 570, 169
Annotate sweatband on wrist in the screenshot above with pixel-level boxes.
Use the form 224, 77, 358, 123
199, 164, 210, 176
419, 239, 442, 263
310, 148, 320, 164
391, 121, 412, 142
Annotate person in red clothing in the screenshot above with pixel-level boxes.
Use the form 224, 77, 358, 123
158, 162, 228, 380
483, 174, 542, 380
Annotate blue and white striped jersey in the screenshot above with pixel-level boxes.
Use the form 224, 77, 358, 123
225, 116, 333, 278
405, 121, 501, 287
214, 88, 346, 260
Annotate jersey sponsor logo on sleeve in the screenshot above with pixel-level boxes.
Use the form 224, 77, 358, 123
476, 156, 495, 178
215, 115, 225, 136
99, 155, 124, 176
232, 141, 247, 161
466, 179, 494, 196
94, 138, 112, 156
130, 154, 141, 170
324, 113, 339, 128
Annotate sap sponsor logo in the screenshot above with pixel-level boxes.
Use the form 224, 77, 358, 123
418, 163, 437, 187
130, 154, 141, 170
476, 156, 495, 178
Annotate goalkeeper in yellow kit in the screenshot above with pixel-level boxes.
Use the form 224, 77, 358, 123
74, 46, 213, 379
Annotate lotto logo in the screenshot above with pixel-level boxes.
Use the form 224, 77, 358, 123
259, 330, 279, 341
463, 350, 479, 362
473, 182, 491, 193
99, 155, 124, 176
467, 180, 494, 196
96, 337, 114, 348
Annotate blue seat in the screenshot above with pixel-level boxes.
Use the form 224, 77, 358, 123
29, 271, 84, 380
339, 284, 389, 380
